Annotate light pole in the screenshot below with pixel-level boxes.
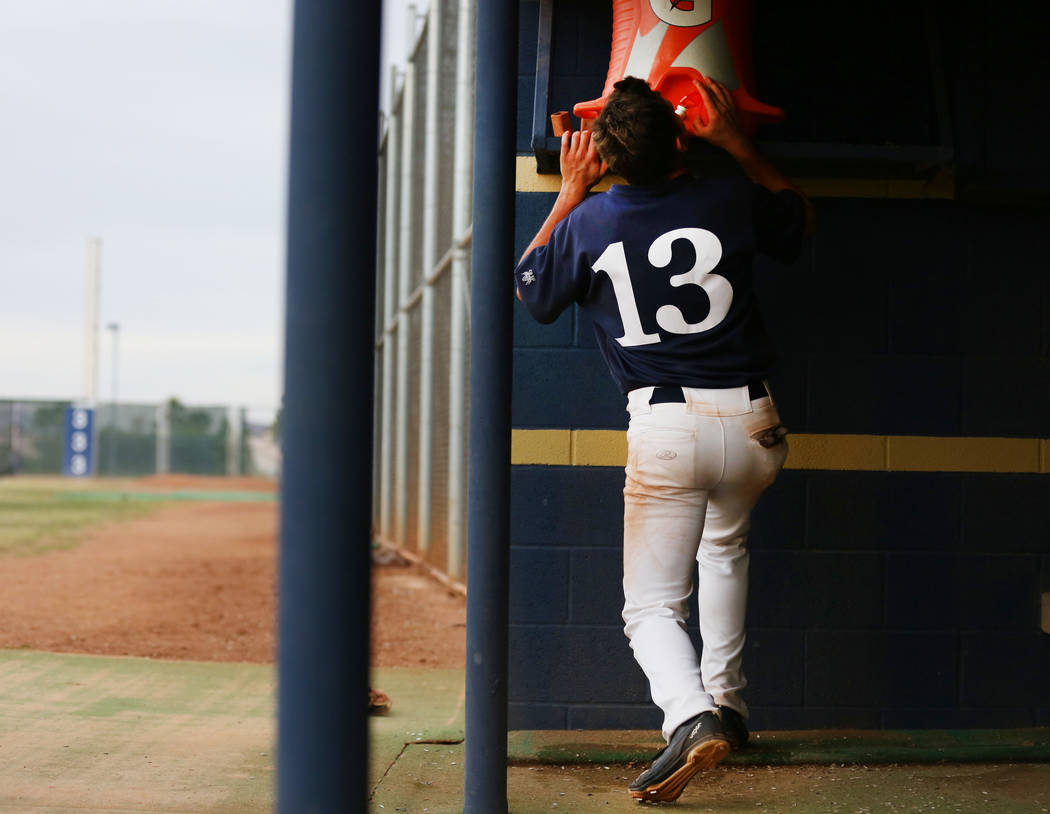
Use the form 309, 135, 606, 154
106, 322, 119, 475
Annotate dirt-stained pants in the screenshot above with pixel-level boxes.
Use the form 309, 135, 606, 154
622, 383, 788, 741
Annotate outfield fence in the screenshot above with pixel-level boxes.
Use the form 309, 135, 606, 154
373, 0, 474, 584
0, 401, 12, 475
0, 399, 279, 478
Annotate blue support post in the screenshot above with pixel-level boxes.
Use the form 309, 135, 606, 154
278, 1, 381, 811
463, 1, 518, 812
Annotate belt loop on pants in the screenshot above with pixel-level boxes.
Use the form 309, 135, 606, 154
747, 380, 769, 401
626, 386, 656, 416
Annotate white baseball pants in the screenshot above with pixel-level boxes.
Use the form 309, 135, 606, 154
621, 383, 789, 741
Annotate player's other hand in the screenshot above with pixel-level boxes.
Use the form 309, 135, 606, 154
685, 76, 747, 152
559, 129, 607, 199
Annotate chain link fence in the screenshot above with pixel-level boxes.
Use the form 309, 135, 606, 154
374, 2, 474, 583
0, 401, 14, 475
0, 399, 279, 478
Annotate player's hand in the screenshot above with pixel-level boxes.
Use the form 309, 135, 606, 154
685, 77, 747, 152
559, 129, 607, 199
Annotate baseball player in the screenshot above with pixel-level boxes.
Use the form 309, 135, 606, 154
515, 76, 815, 802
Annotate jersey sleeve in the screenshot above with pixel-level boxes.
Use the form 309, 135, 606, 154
751, 185, 806, 265
514, 215, 590, 324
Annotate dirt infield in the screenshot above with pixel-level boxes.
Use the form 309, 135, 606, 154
133, 474, 281, 492
0, 476, 465, 668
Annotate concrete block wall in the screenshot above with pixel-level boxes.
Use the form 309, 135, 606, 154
508, 456, 1050, 731
508, 0, 1050, 731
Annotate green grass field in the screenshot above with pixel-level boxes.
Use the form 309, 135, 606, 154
0, 477, 163, 556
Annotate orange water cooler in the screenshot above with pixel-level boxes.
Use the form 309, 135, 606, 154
573, 0, 784, 135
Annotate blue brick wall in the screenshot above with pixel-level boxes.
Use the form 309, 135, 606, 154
508, 0, 1050, 731
513, 198, 1050, 437
510, 467, 1050, 730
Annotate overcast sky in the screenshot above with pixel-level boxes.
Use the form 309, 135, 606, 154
1, 1, 415, 419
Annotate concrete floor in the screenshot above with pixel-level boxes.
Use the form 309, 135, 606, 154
2, 652, 1048, 813
374, 748, 1050, 813
0, 650, 274, 813
370, 672, 1050, 813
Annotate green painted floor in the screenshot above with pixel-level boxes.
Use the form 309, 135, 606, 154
2, 652, 1048, 813
373, 752, 1050, 813
369, 667, 1050, 812
0, 651, 275, 813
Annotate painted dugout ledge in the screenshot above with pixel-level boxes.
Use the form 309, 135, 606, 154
511, 430, 1050, 473
515, 156, 957, 199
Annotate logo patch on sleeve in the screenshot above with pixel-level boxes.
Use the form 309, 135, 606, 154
520, 269, 536, 286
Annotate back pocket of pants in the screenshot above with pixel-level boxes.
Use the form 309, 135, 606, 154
628, 428, 697, 489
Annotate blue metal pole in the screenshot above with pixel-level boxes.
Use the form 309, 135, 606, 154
278, 1, 381, 811
463, 1, 518, 812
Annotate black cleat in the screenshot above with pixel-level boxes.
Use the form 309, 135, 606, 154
717, 705, 749, 749
628, 711, 730, 802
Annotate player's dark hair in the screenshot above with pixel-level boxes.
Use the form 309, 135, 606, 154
591, 76, 684, 186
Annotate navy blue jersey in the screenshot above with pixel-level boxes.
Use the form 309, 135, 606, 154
515, 174, 805, 394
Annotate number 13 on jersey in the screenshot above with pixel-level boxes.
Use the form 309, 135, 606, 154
592, 227, 732, 348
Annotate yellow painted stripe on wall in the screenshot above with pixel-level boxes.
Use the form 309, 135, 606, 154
886, 435, 1043, 474
511, 429, 572, 466
783, 434, 886, 471
510, 429, 626, 467
571, 430, 628, 467
512, 429, 1050, 473
514, 156, 955, 200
